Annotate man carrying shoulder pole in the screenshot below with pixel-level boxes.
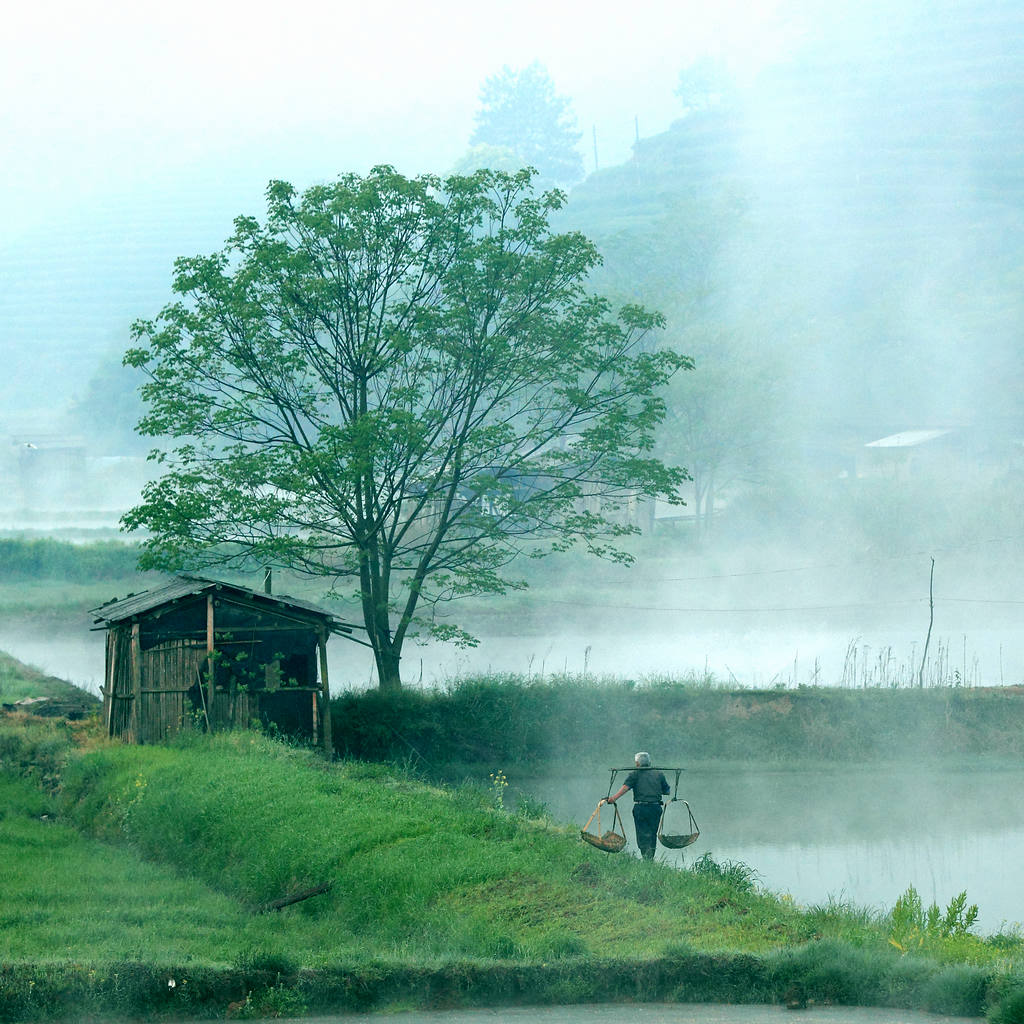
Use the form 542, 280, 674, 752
603, 751, 670, 861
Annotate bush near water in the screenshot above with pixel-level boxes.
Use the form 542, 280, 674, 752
2, 664, 1024, 1022
331, 674, 1024, 768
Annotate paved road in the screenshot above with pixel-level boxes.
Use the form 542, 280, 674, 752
259, 1003, 980, 1023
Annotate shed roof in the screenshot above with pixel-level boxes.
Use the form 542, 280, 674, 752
90, 575, 354, 635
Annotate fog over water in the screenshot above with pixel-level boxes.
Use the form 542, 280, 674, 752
527, 767, 1024, 935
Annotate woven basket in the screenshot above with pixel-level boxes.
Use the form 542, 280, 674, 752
658, 799, 700, 850
658, 831, 700, 850
581, 829, 627, 852
581, 801, 627, 853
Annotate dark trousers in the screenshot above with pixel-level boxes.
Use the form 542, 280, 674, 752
632, 803, 662, 860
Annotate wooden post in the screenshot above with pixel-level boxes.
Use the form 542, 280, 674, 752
104, 631, 116, 737
129, 622, 141, 743
318, 629, 332, 756
206, 593, 216, 728
918, 557, 935, 688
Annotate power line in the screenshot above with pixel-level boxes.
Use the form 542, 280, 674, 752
545, 598, 926, 614
573, 535, 1024, 587
543, 595, 1024, 614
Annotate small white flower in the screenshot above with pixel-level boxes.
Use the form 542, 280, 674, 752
168, 979, 176, 989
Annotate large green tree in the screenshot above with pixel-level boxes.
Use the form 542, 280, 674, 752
470, 63, 584, 186
124, 167, 690, 689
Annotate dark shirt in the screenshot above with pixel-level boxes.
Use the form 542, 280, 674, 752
625, 768, 670, 803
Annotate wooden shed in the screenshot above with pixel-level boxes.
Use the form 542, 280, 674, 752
92, 576, 356, 750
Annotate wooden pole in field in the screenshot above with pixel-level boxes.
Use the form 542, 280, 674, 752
318, 629, 332, 756
918, 557, 935, 688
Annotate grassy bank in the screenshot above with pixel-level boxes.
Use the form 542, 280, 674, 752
330, 675, 1024, 770
2, 716, 1024, 1021
0, 651, 101, 709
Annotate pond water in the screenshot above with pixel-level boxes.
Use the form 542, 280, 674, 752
522, 766, 1024, 936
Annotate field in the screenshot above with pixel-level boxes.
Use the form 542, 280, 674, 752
2, 684, 1024, 1022
3, 539, 1024, 1021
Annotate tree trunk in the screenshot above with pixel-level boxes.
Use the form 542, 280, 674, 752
375, 644, 403, 691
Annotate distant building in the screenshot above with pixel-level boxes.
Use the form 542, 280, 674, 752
855, 428, 1007, 481
10, 434, 86, 508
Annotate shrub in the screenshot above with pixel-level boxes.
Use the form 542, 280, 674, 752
921, 963, 989, 1016
689, 852, 759, 893
990, 985, 1024, 1024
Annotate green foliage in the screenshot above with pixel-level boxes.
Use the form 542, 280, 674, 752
800, 896, 885, 948
675, 56, 735, 114
0, 538, 142, 583
921, 963, 989, 1017
52, 732, 815, 964
513, 790, 550, 820
0, 774, 281, 969
470, 62, 583, 185
330, 674, 1024, 768
990, 983, 1024, 1024
689, 852, 759, 893
768, 938, 891, 1007
889, 886, 981, 957
125, 166, 689, 687
232, 982, 307, 1019
488, 769, 508, 811
0, 717, 73, 790
2, 721, 1023, 1020
67, 346, 150, 455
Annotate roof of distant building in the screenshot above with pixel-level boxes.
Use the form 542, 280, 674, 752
864, 429, 954, 448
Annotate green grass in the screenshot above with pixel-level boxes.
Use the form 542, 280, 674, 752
3, 715, 1024, 1020
65, 732, 809, 961
0, 652, 98, 707
0, 776, 273, 964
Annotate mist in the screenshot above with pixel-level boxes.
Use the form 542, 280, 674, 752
1, 0, 1023, 700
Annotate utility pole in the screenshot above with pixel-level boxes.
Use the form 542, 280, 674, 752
592, 124, 599, 172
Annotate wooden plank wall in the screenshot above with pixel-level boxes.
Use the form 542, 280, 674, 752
211, 690, 257, 731
139, 639, 207, 743
104, 627, 135, 741
103, 626, 328, 743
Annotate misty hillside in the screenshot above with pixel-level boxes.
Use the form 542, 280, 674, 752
3, 0, 1022, 455
567, 0, 1024, 438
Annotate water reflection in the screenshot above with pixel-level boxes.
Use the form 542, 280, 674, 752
524, 767, 1024, 934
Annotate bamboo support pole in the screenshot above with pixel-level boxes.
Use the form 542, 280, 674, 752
206, 593, 216, 726
129, 622, 141, 743
318, 630, 332, 756
105, 631, 117, 737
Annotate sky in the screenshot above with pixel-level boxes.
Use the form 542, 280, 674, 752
3, 0, 805, 240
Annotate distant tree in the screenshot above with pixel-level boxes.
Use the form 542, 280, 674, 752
675, 57, 734, 115
124, 166, 690, 689
68, 345, 150, 455
470, 62, 584, 186
449, 142, 521, 177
